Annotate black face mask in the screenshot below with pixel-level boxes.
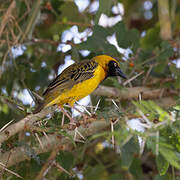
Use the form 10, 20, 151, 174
108, 61, 127, 79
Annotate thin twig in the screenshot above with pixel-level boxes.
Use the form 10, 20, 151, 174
53, 161, 73, 177
123, 71, 144, 86
0, 0, 16, 38
36, 148, 59, 180
0, 162, 23, 179
143, 65, 153, 85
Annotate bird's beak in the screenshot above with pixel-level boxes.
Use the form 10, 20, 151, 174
115, 67, 127, 79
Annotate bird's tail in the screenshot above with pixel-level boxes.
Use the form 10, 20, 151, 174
31, 91, 45, 114
33, 100, 45, 114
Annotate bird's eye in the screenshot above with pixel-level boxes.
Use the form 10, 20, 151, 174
113, 62, 118, 67
108, 60, 118, 68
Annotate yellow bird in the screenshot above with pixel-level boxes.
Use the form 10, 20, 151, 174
34, 55, 126, 114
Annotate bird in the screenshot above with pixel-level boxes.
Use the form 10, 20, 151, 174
33, 55, 126, 118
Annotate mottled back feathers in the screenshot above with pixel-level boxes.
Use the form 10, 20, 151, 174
43, 59, 98, 96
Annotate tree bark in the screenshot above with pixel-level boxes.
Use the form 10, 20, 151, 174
0, 119, 109, 167
94, 85, 178, 100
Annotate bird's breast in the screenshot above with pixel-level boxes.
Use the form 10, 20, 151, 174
67, 65, 106, 102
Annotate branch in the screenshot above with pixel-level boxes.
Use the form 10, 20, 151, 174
21, 0, 43, 42
93, 85, 179, 100
57, 21, 92, 28
0, 119, 109, 168
0, 106, 56, 144
0, 0, 16, 38
0, 84, 178, 167
0, 86, 178, 144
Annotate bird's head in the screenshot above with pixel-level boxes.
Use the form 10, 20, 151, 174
93, 55, 127, 79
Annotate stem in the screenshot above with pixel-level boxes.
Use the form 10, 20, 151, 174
158, 0, 172, 40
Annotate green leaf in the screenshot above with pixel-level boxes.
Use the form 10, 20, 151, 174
153, 41, 174, 75
113, 22, 140, 52
71, 46, 80, 61
56, 151, 75, 171
84, 165, 106, 180
140, 24, 161, 49
0, 104, 9, 114
59, 1, 90, 31
129, 158, 143, 180
169, 64, 180, 89
159, 142, 180, 170
158, 41, 174, 60
108, 173, 124, 180
174, 105, 180, 111
156, 154, 169, 176
154, 174, 172, 180
133, 100, 171, 122
53, 34, 60, 41
95, 0, 113, 24
15, 0, 27, 17
58, 130, 76, 147
77, 25, 119, 56
147, 137, 180, 170
121, 137, 139, 169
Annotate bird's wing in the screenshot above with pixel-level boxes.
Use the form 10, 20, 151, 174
43, 59, 98, 96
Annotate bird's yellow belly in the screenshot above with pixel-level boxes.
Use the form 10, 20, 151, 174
45, 65, 106, 107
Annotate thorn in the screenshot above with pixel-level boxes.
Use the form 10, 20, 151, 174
74, 127, 85, 142
61, 113, 65, 127
139, 138, 146, 155
60, 107, 76, 125
0, 119, 14, 132
35, 133, 44, 149
75, 103, 92, 116
111, 121, 115, 149
43, 132, 51, 144
111, 99, 121, 112
53, 161, 73, 177
74, 128, 77, 141
112, 118, 119, 125
72, 105, 90, 118
94, 99, 101, 113
138, 93, 142, 101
